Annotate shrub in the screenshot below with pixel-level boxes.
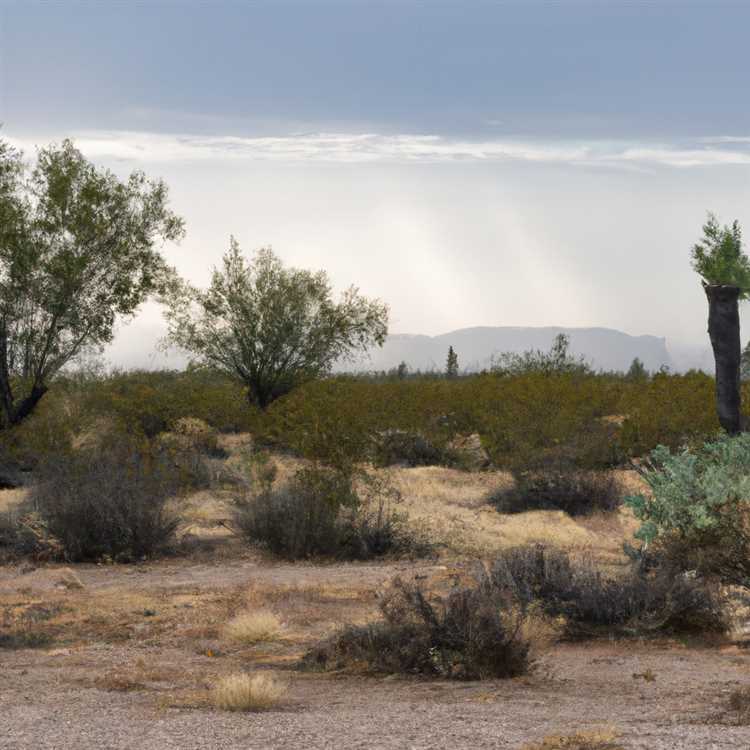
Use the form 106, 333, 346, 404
0, 630, 55, 650
493, 470, 624, 516
372, 430, 445, 467
304, 574, 544, 679
490, 545, 726, 638
232, 462, 429, 560
625, 434, 750, 585
212, 672, 286, 712
223, 611, 282, 644
29, 437, 182, 561
726, 686, 750, 725
83, 368, 253, 437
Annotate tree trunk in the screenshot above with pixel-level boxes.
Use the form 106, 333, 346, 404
704, 283, 742, 434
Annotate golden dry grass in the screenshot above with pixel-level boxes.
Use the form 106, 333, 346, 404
391, 465, 640, 560
212, 672, 287, 711
0, 487, 27, 513
223, 609, 282, 644
521, 727, 623, 750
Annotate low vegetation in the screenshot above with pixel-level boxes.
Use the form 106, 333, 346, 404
492, 469, 624, 516
232, 460, 431, 560
223, 610, 282, 645
626, 433, 750, 586
491, 545, 726, 638
211, 672, 287, 712
521, 728, 624, 750
305, 572, 552, 679
28, 435, 184, 561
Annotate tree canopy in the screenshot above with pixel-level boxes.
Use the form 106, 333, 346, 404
0, 138, 184, 426
163, 240, 389, 408
691, 213, 750, 298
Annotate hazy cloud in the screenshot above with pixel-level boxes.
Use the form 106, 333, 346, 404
8, 131, 750, 170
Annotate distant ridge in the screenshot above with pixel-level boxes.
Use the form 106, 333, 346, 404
341, 326, 673, 374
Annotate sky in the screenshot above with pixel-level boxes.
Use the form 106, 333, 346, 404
2, 0, 750, 368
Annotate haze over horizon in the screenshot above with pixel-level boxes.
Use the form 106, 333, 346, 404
2, 1, 750, 370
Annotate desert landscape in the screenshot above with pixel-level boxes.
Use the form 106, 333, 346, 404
4, 3, 750, 748
4, 431, 750, 750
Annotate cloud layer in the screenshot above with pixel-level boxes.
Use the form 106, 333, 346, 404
8, 130, 750, 170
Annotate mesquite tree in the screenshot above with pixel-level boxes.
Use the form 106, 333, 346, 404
163, 240, 389, 408
691, 214, 750, 434
0, 138, 184, 428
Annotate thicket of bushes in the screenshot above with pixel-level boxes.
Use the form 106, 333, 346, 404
252, 369, 726, 470
0, 365, 731, 476
304, 574, 536, 679
305, 544, 726, 679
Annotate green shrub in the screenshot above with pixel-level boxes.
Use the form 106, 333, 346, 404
29, 436, 183, 561
304, 575, 533, 679
232, 462, 429, 560
490, 545, 726, 637
82, 368, 253, 437
625, 434, 750, 584
493, 470, 624, 516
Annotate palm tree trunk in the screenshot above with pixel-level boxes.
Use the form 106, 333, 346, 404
704, 283, 742, 434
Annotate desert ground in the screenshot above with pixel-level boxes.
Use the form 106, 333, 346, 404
2, 437, 750, 750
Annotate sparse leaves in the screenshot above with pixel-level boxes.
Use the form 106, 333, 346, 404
163, 240, 388, 408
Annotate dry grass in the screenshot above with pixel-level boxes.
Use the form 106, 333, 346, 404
223, 609, 282, 644
521, 727, 624, 750
391, 465, 639, 560
211, 672, 287, 711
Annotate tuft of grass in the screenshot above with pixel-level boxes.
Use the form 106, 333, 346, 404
521, 727, 624, 750
223, 610, 282, 645
211, 672, 287, 712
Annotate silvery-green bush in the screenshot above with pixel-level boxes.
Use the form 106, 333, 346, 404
626, 433, 750, 546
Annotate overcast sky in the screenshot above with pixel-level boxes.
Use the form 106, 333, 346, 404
2, 0, 750, 367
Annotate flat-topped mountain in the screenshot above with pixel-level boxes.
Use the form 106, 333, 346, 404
342, 326, 673, 374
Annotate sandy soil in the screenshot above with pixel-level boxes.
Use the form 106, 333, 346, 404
2, 455, 748, 749
2, 555, 750, 750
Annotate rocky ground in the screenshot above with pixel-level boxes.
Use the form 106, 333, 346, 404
2, 554, 750, 750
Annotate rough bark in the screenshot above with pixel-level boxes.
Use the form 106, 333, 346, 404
704, 283, 742, 434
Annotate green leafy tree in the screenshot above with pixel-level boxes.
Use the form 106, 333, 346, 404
0, 138, 184, 428
691, 213, 748, 434
164, 240, 389, 409
445, 346, 459, 378
691, 213, 750, 295
626, 357, 648, 381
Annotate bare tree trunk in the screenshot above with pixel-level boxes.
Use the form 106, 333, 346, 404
704, 283, 742, 434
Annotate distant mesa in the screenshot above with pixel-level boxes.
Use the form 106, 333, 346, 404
340, 326, 674, 374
